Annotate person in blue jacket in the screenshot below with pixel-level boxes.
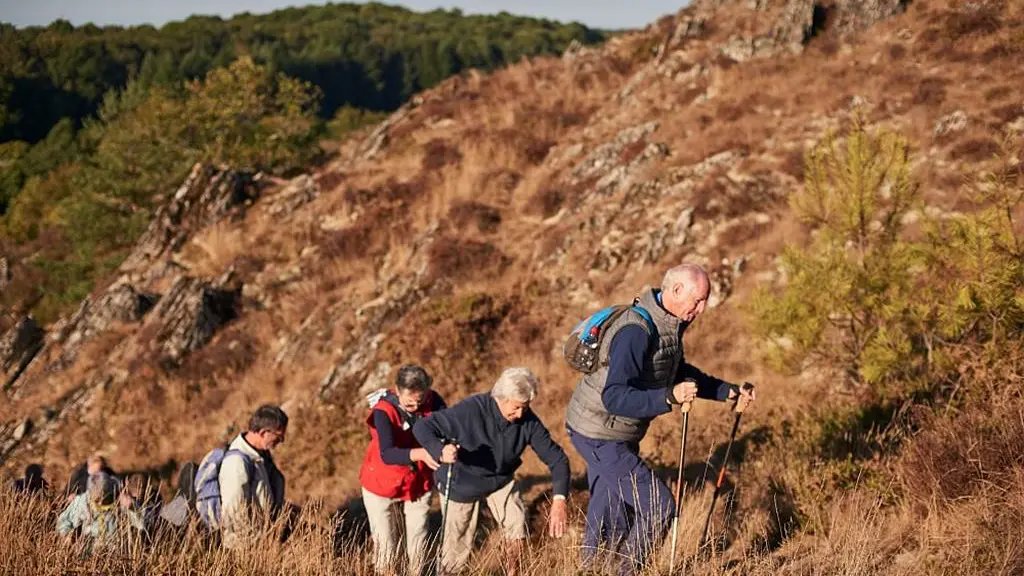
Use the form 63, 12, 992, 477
564, 264, 756, 575
413, 367, 569, 576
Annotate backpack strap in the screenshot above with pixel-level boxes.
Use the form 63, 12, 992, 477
225, 449, 256, 485
383, 391, 425, 429
574, 305, 627, 342
629, 305, 657, 336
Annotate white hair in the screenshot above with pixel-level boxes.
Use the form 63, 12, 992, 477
662, 264, 709, 294
491, 367, 538, 403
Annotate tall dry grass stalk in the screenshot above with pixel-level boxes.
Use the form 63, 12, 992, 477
0, 490, 590, 576
5, 467, 1023, 576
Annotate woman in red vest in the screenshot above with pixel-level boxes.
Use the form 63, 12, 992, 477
360, 364, 446, 576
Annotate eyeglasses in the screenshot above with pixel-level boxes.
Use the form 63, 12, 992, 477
262, 429, 286, 443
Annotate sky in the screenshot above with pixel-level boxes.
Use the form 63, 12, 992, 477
0, 0, 686, 30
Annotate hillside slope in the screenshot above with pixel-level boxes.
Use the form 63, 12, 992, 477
2, 0, 1023, 571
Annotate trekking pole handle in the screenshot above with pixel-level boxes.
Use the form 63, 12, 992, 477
681, 401, 692, 413
440, 440, 460, 464
733, 382, 755, 413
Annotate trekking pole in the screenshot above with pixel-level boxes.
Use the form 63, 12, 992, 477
699, 383, 754, 551
437, 442, 457, 575
668, 400, 692, 574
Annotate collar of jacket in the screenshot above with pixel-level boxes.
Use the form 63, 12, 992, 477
637, 285, 687, 337
487, 393, 532, 430
234, 433, 267, 462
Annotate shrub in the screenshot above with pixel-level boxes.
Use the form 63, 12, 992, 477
748, 116, 924, 391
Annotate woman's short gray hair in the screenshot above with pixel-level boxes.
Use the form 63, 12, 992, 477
491, 367, 539, 402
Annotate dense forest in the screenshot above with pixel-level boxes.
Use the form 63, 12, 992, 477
0, 3, 604, 322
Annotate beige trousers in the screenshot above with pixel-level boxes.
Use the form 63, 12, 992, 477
362, 488, 432, 576
439, 480, 528, 574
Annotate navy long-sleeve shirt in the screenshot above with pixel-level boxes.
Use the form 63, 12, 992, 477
412, 393, 570, 503
601, 324, 736, 420
373, 393, 447, 465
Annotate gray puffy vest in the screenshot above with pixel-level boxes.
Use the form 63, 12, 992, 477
565, 286, 684, 442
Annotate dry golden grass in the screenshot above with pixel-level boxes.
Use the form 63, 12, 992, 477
5, 2, 1024, 574
178, 222, 248, 278
5, 448, 1020, 576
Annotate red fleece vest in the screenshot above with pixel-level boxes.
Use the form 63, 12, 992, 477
359, 393, 434, 501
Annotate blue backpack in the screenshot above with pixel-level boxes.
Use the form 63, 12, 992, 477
194, 446, 254, 528
563, 304, 656, 373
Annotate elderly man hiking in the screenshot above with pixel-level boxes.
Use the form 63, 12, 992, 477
360, 365, 447, 576
195, 404, 288, 549
413, 367, 570, 576
564, 264, 755, 575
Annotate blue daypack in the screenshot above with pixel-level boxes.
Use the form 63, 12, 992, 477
194, 446, 254, 528
563, 304, 656, 373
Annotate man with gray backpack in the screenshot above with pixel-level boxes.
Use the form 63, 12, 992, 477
563, 264, 755, 575
194, 404, 288, 549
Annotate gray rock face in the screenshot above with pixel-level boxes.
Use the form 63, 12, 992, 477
0, 257, 9, 290
1, 317, 44, 390
151, 276, 240, 364
121, 163, 258, 273
351, 97, 421, 163
54, 284, 157, 370
709, 0, 907, 61
571, 122, 661, 182
264, 174, 319, 217
830, 0, 908, 35
934, 111, 968, 137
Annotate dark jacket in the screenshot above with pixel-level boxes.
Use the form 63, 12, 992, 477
413, 393, 570, 503
602, 324, 735, 419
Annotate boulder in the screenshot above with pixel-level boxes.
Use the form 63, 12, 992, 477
54, 283, 157, 370
1, 317, 44, 390
151, 276, 240, 364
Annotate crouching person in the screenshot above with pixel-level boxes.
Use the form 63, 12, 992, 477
360, 365, 447, 576
57, 471, 144, 553
413, 367, 570, 576
198, 404, 287, 549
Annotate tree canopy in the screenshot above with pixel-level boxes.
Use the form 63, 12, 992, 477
0, 5, 604, 322
0, 3, 604, 144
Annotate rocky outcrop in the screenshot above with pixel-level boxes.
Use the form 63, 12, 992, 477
121, 164, 260, 274
53, 283, 157, 370
264, 174, 320, 217
350, 97, 421, 163
3, 167, 253, 396
688, 0, 908, 62
0, 257, 9, 290
830, 0, 908, 35
151, 275, 240, 365
934, 110, 968, 137
1, 317, 44, 390
569, 122, 667, 200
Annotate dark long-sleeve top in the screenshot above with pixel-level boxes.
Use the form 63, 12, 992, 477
373, 393, 447, 465
601, 324, 737, 420
412, 393, 570, 503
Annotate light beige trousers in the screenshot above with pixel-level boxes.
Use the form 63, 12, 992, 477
362, 487, 432, 576
438, 480, 527, 574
